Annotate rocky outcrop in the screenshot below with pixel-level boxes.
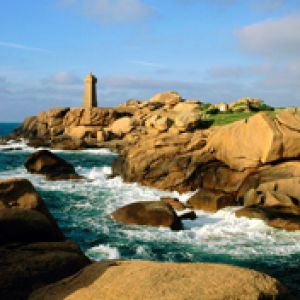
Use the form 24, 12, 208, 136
1, 240, 90, 300
187, 189, 238, 212
112, 132, 210, 192
24, 150, 83, 180
11, 91, 203, 148
29, 260, 291, 300
235, 176, 300, 230
149, 91, 182, 108
0, 178, 90, 299
111, 201, 183, 230
236, 206, 300, 231
203, 111, 300, 171
0, 178, 64, 242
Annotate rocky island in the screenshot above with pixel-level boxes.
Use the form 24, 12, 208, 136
1, 73, 300, 299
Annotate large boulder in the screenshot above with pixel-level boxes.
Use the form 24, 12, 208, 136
111, 201, 182, 230
149, 91, 182, 107
187, 189, 238, 212
0, 178, 90, 300
173, 101, 201, 113
173, 111, 201, 132
0, 240, 90, 300
0, 178, 64, 242
204, 112, 300, 171
29, 260, 291, 300
276, 109, 300, 159
109, 117, 134, 137
0, 178, 91, 299
145, 115, 173, 133
112, 132, 209, 192
243, 178, 300, 208
24, 150, 82, 180
0, 208, 63, 245
65, 126, 101, 140
204, 113, 282, 170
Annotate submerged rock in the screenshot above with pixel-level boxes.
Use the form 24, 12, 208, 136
24, 150, 83, 180
29, 260, 292, 300
111, 201, 183, 230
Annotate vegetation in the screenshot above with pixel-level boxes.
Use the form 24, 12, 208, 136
250, 103, 275, 111
201, 110, 278, 127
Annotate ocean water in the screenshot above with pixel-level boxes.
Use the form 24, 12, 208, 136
0, 124, 300, 296
0, 123, 20, 137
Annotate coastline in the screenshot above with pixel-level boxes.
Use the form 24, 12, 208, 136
1, 98, 300, 298
1, 138, 300, 297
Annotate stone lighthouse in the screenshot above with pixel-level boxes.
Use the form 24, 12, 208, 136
83, 73, 98, 109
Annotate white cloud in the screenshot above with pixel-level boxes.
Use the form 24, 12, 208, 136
129, 60, 165, 68
61, 0, 155, 23
43, 71, 81, 85
1, 69, 299, 122
0, 41, 50, 53
237, 14, 300, 58
207, 64, 273, 79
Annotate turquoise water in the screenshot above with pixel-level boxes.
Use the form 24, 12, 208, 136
0, 123, 20, 137
0, 123, 300, 297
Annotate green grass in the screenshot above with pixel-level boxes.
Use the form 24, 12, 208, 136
201, 110, 278, 127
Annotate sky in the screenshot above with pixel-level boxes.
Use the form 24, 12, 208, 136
0, 0, 300, 121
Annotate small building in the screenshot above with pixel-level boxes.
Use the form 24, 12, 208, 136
216, 102, 229, 112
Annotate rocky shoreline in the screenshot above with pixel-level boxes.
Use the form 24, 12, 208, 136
0, 178, 293, 299
10, 92, 300, 231
2, 91, 300, 298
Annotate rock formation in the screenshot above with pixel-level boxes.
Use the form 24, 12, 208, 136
29, 260, 291, 300
0, 178, 90, 299
9, 91, 300, 230
24, 150, 83, 180
111, 201, 183, 230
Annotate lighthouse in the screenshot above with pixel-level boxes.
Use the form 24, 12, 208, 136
83, 73, 98, 109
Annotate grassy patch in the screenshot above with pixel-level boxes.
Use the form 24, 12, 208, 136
202, 110, 278, 127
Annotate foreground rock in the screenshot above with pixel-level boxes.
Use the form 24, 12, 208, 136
29, 260, 292, 300
0, 177, 64, 243
0, 178, 90, 299
1, 240, 90, 300
24, 150, 83, 180
111, 201, 183, 230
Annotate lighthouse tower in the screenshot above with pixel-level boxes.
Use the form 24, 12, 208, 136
83, 73, 98, 109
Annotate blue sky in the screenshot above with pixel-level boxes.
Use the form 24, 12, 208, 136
0, 0, 300, 121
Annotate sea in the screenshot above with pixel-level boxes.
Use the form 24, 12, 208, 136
1, 123, 300, 296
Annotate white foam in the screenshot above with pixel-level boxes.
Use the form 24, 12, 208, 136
86, 244, 120, 260
1, 146, 300, 261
